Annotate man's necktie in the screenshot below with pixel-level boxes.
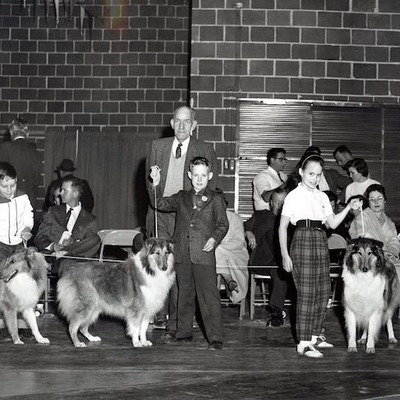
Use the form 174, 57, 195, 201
277, 172, 284, 184
176, 143, 182, 159
65, 208, 72, 228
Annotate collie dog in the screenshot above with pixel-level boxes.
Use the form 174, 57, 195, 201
342, 238, 400, 353
57, 238, 175, 348
0, 248, 51, 345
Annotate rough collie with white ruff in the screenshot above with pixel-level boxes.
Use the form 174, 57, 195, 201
57, 238, 175, 347
0, 248, 51, 344
342, 238, 400, 354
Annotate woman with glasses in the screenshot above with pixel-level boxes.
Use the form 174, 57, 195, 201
349, 184, 400, 262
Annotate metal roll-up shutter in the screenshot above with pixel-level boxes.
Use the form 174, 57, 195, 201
237, 100, 310, 217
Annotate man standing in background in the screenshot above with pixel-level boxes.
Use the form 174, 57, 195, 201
0, 117, 42, 211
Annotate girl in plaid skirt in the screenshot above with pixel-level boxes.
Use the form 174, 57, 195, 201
279, 154, 361, 358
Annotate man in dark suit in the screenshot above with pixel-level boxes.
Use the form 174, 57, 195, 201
35, 177, 100, 273
43, 158, 95, 213
145, 105, 218, 339
0, 117, 41, 210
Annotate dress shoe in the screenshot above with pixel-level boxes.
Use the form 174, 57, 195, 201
175, 336, 193, 343
208, 341, 223, 350
160, 332, 176, 344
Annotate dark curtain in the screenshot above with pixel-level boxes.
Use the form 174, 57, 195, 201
45, 131, 157, 230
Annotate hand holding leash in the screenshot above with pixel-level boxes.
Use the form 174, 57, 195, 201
150, 165, 161, 186
349, 198, 363, 211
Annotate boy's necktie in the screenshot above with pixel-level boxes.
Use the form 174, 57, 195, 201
176, 143, 182, 159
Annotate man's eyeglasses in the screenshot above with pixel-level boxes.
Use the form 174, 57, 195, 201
368, 196, 384, 203
274, 157, 288, 162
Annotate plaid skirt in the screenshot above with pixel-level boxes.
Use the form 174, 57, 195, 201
290, 227, 331, 341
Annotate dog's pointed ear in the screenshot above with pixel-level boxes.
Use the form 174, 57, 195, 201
371, 241, 385, 273
343, 242, 356, 271
167, 240, 174, 253
144, 238, 156, 250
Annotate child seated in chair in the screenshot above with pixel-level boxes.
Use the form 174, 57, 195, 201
0, 162, 33, 260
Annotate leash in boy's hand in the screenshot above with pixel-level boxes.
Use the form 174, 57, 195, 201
150, 165, 161, 186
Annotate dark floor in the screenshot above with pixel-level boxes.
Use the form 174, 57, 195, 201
1, 304, 400, 400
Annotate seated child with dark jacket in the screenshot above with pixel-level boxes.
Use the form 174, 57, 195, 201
150, 156, 229, 350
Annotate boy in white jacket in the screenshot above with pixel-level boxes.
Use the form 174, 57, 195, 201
0, 162, 33, 260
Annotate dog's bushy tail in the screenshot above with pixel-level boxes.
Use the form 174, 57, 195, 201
57, 278, 80, 321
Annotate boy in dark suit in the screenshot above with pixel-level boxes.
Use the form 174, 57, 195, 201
150, 157, 229, 350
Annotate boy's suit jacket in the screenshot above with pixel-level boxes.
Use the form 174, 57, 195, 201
152, 186, 229, 265
34, 204, 99, 255
145, 136, 218, 194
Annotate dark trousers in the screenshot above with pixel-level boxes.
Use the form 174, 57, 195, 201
175, 253, 224, 343
269, 268, 289, 312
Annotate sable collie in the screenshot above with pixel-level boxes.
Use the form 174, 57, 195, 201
57, 238, 175, 347
0, 248, 51, 345
342, 238, 400, 354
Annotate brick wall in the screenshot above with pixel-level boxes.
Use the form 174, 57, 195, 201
0, 0, 190, 136
190, 0, 400, 203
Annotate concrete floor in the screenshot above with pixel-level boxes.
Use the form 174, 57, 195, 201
1, 305, 400, 399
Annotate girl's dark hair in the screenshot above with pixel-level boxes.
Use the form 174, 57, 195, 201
0, 162, 17, 180
365, 183, 386, 201
300, 153, 324, 170
346, 157, 369, 177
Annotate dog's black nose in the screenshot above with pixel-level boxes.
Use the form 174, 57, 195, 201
362, 267, 369, 273
162, 267, 167, 271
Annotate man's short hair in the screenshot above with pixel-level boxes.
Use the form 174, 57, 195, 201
346, 157, 369, 177
0, 162, 17, 180
174, 106, 195, 120
189, 156, 210, 171
62, 176, 83, 197
266, 148, 286, 165
333, 145, 352, 157
8, 117, 29, 139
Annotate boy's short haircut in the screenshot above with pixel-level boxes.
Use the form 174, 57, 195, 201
0, 162, 17, 180
62, 176, 83, 197
189, 156, 210, 171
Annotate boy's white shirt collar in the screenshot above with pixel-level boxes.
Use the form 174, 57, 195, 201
172, 136, 190, 157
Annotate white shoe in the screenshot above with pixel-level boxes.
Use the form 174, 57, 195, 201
314, 335, 334, 348
297, 343, 324, 358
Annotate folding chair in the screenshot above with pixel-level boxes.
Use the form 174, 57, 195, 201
98, 229, 141, 262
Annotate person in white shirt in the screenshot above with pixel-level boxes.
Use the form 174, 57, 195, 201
0, 162, 33, 260
253, 147, 287, 211
345, 158, 380, 202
